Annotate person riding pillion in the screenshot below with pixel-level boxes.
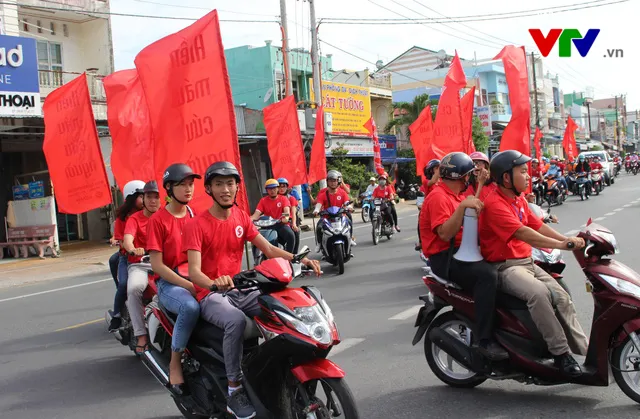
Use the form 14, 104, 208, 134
479, 150, 589, 377
251, 178, 296, 253
184, 161, 321, 419
419, 152, 508, 361
372, 173, 401, 232
277, 177, 301, 254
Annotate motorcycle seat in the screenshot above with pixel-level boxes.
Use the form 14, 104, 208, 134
427, 271, 462, 290
191, 316, 261, 349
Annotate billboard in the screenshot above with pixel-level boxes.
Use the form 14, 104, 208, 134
310, 79, 371, 136
476, 106, 492, 136
324, 137, 373, 157
0, 35, 41, 117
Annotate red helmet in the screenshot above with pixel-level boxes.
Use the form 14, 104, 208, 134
469, 151, 489, 165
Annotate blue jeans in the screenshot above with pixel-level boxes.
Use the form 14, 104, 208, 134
557, 176, 568, 191
109, 251, 119, 286
157, 279, 200, 352
112, 254, 129, 316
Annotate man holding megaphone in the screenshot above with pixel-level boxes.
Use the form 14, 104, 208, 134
419, 152, 508, 361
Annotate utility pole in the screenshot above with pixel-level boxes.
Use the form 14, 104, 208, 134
531, 52, 540, 129
279, 0, 293, 96
309, 0, 321, 107
615, 95, 620, 150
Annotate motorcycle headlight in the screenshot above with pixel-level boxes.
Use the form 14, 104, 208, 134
600, 274, 640, 300
274, 305, 332, 345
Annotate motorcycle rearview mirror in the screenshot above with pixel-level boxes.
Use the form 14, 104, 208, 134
293, 246, 311, 263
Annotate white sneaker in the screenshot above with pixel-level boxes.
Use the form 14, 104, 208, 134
351, 239, 357, 246
315, 244, 321, 253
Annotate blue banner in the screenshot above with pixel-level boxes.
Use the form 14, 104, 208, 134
0, 35, 40, 116
378, 135, 397, 160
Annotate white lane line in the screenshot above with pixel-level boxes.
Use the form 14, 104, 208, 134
328, 338, 365, 358
0, 278, 111, 304
623, 204, 632, 208
300, 213, 417, 242
604, 212, 616, 216
564, 230, 579, 236
389, 305, 422, 321
581, 224, 587, 228
613, 208, 624, 212
594, 217, 606, 221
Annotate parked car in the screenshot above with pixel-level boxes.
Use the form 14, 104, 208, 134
578, 150, 615, 185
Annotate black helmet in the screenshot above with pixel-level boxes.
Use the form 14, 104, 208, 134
162, 163, 201, 190
204, 161, 241, 184
424, 159, 440, 179
439, 152, 475, 180
490, 150, 532, 187
143, 180, 159, 194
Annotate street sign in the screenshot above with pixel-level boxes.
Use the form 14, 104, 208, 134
476, 106, 492, 136
0, 35, 40, 117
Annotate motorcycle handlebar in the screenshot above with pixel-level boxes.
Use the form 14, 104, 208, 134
566, 241, 575, 249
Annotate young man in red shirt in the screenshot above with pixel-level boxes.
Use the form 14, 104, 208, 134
480, 150, 588, 377
419, 152, 507, 361
122, 180, 160, 355
185, 162, 321, 419
312, 170, 354, 252
372, 173, 400, 232
251, 178, 295, 253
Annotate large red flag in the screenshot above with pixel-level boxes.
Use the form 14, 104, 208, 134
495, 46, 531, 155
103, 69, 154, 187
134, 10, 248, 213
563, 116, 579, 159
533, 126, 543, 160
409, 104, 434, 176
461, 86, 476, 154
364, 117, 385, 175
308, 106, 327, 184
263, 96, 307, 186
43, 73, 111, 214
432, 52, 467, 158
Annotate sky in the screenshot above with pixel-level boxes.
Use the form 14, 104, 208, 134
110, 0, 639, 111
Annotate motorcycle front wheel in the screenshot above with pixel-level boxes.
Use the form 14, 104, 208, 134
372, 219, 379, 245
612, 331, 640, 404
361, 207, 370, 223
287, 377, 360, 419
335, 243, 345, 275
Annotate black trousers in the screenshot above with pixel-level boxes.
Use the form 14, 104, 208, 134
369, 204, 398, 226
274, 224, 295, 253
429, 249, 499, 342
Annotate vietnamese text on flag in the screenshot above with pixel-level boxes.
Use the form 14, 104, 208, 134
409, 104, 434, 177
134, 10, 248, 213
43, 73, 112, 214
263, 95, 308, 186
308, 106, 327, 184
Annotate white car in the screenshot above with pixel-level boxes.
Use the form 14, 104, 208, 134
578, 151, 615, 185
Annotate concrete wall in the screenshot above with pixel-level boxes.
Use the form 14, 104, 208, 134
226, 45, 275, 110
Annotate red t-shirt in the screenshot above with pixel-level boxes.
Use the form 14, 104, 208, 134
124, 211, 153, 264
287, 195, 299, 226
479, 189, 543, 262
531, 166, 544, 179
317, 188, 350, 210
256, 195, 290, 219
419, 183, 464, 258
182, 207, 259, 301
464, 182, 497, 202
372, 185, 394, 199
146, 206, 195, 270
114, 218, 126, 241
420, 180, 437, 196
590, 162, 603, 170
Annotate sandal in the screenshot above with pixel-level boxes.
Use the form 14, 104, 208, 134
134, 337, 149, 356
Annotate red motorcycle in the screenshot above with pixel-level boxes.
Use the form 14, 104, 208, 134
412, 221, 640, 404
141, 250, 360, 418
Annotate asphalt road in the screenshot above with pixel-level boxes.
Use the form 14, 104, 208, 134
2, 175, 640, 419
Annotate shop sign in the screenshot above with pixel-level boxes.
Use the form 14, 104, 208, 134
0, 35, 40, 117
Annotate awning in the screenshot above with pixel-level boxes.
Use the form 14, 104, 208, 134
382, 157, 416, 164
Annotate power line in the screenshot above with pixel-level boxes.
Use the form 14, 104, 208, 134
131, 0, 277, 16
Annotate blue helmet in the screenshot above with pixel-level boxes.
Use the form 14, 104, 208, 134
578, 155, 585, 161
277, 177, 289, 186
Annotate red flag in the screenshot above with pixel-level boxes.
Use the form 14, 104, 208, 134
43, 73, 111, 214
461, 87, 476, 154
134, 10, 248, 213
263, 96, 308, 186
495, 46, 531, 155
103, 69, 154, 187
409, 105, 434, 177
563, 116, 579, 159
308, 106, 327, 184
533, 126, 543, 160
432, 52, 467, 158
364, 117, 384, 175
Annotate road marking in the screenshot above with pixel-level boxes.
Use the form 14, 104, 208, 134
403, 235, 418, 241
613, 208, 624, 212
328, 338, 365, 358
594, 217, 606, 221
300, 213, 417, 242
0, 278, 111, 304
564, 230, 579, 236
581, 224, 587, 228
55, 318, 103, 332
623, 204, 632, 208
604, 212, 616, 216
389, 305, 422, 321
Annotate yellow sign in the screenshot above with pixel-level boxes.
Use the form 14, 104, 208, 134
310, 79, 371, 136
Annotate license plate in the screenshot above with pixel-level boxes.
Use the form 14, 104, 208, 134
585, 281, 593, 293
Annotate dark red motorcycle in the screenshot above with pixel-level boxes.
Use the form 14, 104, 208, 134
141, 250, 360, 418
412, 221, 640, 404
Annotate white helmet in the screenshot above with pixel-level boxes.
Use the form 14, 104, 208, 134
123, 180, 145, 199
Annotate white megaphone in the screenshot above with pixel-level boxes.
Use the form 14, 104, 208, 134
453, 208, 483, 262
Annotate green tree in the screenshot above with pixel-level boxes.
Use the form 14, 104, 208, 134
397, 148, 420, 184
472, 116, 489, 152
327, 144, 375, 197
384, 94, 438, 136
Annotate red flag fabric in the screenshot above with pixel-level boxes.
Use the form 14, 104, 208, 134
409, 105, 434, 176
432, 52, 467, 158
308, 106, 327, 184
364, 117, 385, 175
495, 46, 531, 155
103, 69, 154, 187
563, 116, 579, 159
461, 86, 476, 154
134, 10, 248, 213
263, 96, 307, 186
43, 73, 111, 214
533, 126, 543, 160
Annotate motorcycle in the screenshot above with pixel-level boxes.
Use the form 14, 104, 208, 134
633, 160, 640, 176
360, 194, 373, 223
572, 172, 591, 201
531, 177, 545, 206
614, 158, 622, 177
405, 184, 418, 201
625, 160, 631, 173
371, 198, 394, 245
591, 169, 604, 195
142, 251, 361, 419
252, 216, 280, 266
318, 204, 353, 275
412, 221, 640, 404
416, 191, 425, 210
544, 174, 566, 207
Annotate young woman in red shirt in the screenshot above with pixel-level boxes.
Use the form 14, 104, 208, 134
121, 181, 161, 355
251, 178, 295, 253
147, 163, 201, 396
372, 173, 400, 232
107, 180, 145, 332
184, 161, 320, 419
466, 151, 496, 201
277, 177, 301, 253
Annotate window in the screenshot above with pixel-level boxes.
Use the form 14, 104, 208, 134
37, 41, 63, 87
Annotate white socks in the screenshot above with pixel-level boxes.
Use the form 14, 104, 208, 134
228, 384, 242, 396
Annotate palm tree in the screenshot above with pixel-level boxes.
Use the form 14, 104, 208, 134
384, 93, 438, 137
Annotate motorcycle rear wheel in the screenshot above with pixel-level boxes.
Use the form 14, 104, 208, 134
580, 188, 585, 201
424, 312, 486, 389
595, 184, 600, 195
612, 332, 640, 404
